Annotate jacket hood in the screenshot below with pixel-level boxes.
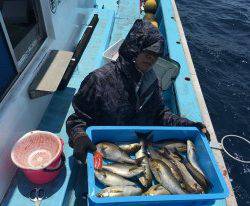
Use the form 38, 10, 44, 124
118, 19, 165, 63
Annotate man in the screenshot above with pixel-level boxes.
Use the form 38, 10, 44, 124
66, 19, 209, 163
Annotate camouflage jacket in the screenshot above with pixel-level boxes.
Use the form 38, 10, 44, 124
66, 19, 195, 146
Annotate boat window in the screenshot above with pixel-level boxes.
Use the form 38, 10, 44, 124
0, 26, 18, 99
0, 0, 47, 100
0, 0, 46, 70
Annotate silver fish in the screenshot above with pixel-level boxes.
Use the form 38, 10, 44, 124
174, 160, 204, 194
102, 163, 145, 178
158, 148, 182, 161
147, 146, 183, 183
134, 131, 150, 159
163, 149, 204, 194
96, 142, 138, 164
182, 158, 209, 190
143, 184, 171, 196
149, 159, 186, 194
119, 143, 141, 154
187, 140, 205, 176
97, 186, 142, 197
178, 152, 208, 190
135, 132, 152, 188
135, 147, 146, 159
152, 140, 187, 152
95, 170, 136, 186
138, 156, 152, 188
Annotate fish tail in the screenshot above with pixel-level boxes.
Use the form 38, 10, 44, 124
135, 131, 153, 142
97, 193, 103, 197
173, 149, 188, 163
162, 148, 171, 159
136, 156, 145, 165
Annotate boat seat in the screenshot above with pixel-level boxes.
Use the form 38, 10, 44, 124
2, 8, 115, 206
28, 50, 74, 99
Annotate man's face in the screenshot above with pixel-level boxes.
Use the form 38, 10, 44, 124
135, 52, 159, 72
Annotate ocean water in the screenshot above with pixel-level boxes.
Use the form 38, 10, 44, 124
175, 0, 250, 205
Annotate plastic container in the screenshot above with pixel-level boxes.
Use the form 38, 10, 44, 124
11, 130, 65, 184
86, 126, 229, 206
103, 39, 124, 63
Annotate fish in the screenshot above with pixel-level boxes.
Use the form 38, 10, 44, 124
176, 151, 209, 190
187, 140, 205, 176
135, 147, 146, 159
135, 131, 153, 142
97, 186, 142, 197
143, 184, 171, 196
95, 169, 136, 186
96, 142, 138, 164
158, 148, 182, 161
119, 143, 141, 154
134, 131, 152, 159
152, 140, 187, 152
147, 146, 183, 183
102, 163, 145, 178
163, 148, 204, 194
149, 158, 186, 194
135, 132, 153, 188
138, 156, 152, 188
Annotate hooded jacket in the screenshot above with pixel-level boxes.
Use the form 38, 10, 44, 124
66, 19, 195, 146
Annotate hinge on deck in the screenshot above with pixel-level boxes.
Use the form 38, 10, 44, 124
210, 141, 223, 150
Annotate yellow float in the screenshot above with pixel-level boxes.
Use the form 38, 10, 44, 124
144, 0, 157, 13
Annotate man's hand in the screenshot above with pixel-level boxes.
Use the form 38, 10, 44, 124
193, 122, 211, 142
73, 134, 97, 164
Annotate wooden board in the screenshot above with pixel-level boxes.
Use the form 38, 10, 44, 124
36, 50, 73, 92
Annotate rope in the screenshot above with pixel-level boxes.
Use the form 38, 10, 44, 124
221, 135, 250, 164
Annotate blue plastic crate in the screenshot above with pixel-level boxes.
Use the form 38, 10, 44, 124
86, 126, 229, 206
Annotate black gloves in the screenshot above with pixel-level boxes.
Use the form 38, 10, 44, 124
73, 134, 97, 164
193, 122, 211, 142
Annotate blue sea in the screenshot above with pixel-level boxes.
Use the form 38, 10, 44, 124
176, 0, 250, 205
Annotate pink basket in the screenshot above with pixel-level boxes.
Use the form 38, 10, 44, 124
11, 130, 64, 184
